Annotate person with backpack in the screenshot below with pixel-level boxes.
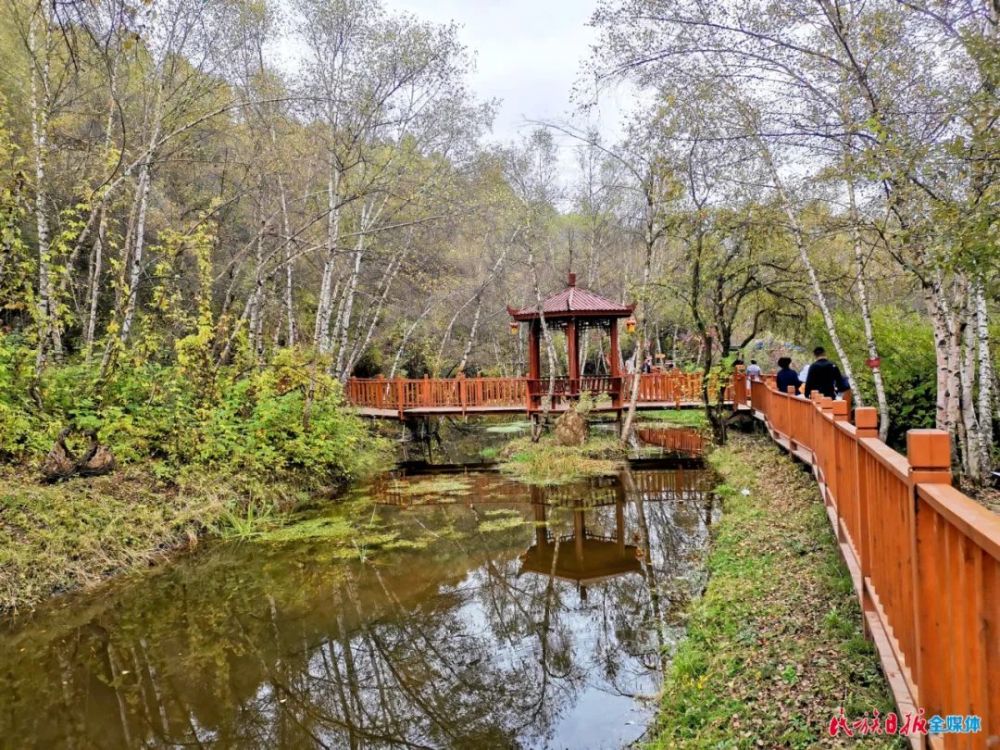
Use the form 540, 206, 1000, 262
804, 346, 850, 399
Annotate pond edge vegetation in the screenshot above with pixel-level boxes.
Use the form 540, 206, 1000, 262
648, 436, 902, 749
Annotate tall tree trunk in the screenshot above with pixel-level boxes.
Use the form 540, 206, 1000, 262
526, 246, 557, 442
342, 249, 404, 380
925, 283, 954, 433
388, 303, 432, 379
959, 296, 982, 481
83, 208, 106, 362
845, 174, 888, 437
278, 175, 296, 346
247, 215, 266, 360
333, 207, 367, 376
974, 282, 994, 473
29, 8, 60, 378
761, 147, 856, 398
117, 158, 153, 347
621, 197, 656, 444
455, 291, 485, 375
314, 166, 341, 352
112, 55, 165, 363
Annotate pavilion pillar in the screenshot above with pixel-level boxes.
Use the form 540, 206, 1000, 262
527, 321, 541, 411
527, 321, 541, 380
609, 320, 621, 407
567, 318, 579, 392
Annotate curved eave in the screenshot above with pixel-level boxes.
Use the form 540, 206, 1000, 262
507, 304, 636, 322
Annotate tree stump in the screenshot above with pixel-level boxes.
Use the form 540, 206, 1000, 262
41, 429, 116, 482
554, 408, 588, 447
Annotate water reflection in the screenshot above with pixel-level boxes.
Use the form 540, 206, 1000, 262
0, 467, 717, 750
521, 501, 641, 592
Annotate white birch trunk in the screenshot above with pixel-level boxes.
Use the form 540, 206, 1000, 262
621, 213, 654, 443
846, 175, 888, 437
388, 303, 432, 379
29, 9, 59, 375
333, 212, 366, 376
974, 283, 994, 473
314, 166, 341, 352
118, 157, 153, 346
761, 148, 856, 397
960, 297, 982, 481
278, 175, 296, 346
926, 284, 953, 432
83, 208, 106, 361
342, 254, 403, 381
115, 54, 165, 353
455, 292, 485, 375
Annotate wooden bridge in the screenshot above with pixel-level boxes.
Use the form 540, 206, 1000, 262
345, 371, 733, 418
741, 378, 999, 748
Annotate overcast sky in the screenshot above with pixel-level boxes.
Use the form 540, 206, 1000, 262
392, 0, 630, 148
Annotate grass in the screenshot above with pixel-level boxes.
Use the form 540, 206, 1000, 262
640, 408, 709, 427
497, 434, 627, 485
649, 435, 903, 749
0, 464, 323, 613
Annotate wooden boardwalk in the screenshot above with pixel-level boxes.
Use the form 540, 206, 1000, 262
346, 372, 733, 418
742, 380, 1000, 748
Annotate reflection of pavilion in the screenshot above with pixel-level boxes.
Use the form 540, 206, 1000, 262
519, 498, 641, 589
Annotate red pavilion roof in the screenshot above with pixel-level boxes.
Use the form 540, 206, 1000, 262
507, 273, 635, 321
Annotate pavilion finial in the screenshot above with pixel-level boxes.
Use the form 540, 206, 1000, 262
568, 272, 576, 287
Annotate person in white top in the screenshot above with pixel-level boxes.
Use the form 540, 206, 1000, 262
746, 359, 762, 380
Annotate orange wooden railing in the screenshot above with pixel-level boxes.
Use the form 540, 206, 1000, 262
346, 371, 732, 415
746, 379, 999, 748
635, 427, 706, 456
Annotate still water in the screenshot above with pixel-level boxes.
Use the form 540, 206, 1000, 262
0, 431, 716, 749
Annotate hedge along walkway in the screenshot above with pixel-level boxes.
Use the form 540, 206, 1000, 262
649, 435, 905, 749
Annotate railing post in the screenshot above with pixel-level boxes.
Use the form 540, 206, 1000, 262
785, 385, 796, 450
458, 373, 467, 415
396, 378, 404, 419
829, 400, 849, 533
906, 429, 951, 716
422, 374, 431, 407
853, 407, 878, 632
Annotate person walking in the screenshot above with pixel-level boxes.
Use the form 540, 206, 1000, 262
804, 346, 850, 399
746, 359, 762, 380
775, 356, 799, 394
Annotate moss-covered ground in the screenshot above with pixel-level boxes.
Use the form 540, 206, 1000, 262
649, 435, 903, 749
497, 434, 627, 484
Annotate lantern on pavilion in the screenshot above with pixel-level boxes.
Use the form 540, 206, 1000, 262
509, 320, 520, 335
625, 316, 637, 334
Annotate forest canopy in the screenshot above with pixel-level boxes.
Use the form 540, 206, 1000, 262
0, 0, 996, 482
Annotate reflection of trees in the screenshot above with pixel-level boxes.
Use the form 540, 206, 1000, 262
0, 468, 716, 749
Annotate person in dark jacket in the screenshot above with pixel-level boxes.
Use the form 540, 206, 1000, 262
804, 346, 849, 399
775, 356, 799, 394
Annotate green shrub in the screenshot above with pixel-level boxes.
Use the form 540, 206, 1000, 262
0, 335, 388, 486
809, 307, 937, 448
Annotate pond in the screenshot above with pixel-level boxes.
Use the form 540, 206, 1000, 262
0, 428, 717, 749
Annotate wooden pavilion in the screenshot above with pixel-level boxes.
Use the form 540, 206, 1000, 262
507, 272, 635, 411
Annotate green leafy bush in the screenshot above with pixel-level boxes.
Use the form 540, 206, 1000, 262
0, 335, 388, 486
809, 307, 937, 448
